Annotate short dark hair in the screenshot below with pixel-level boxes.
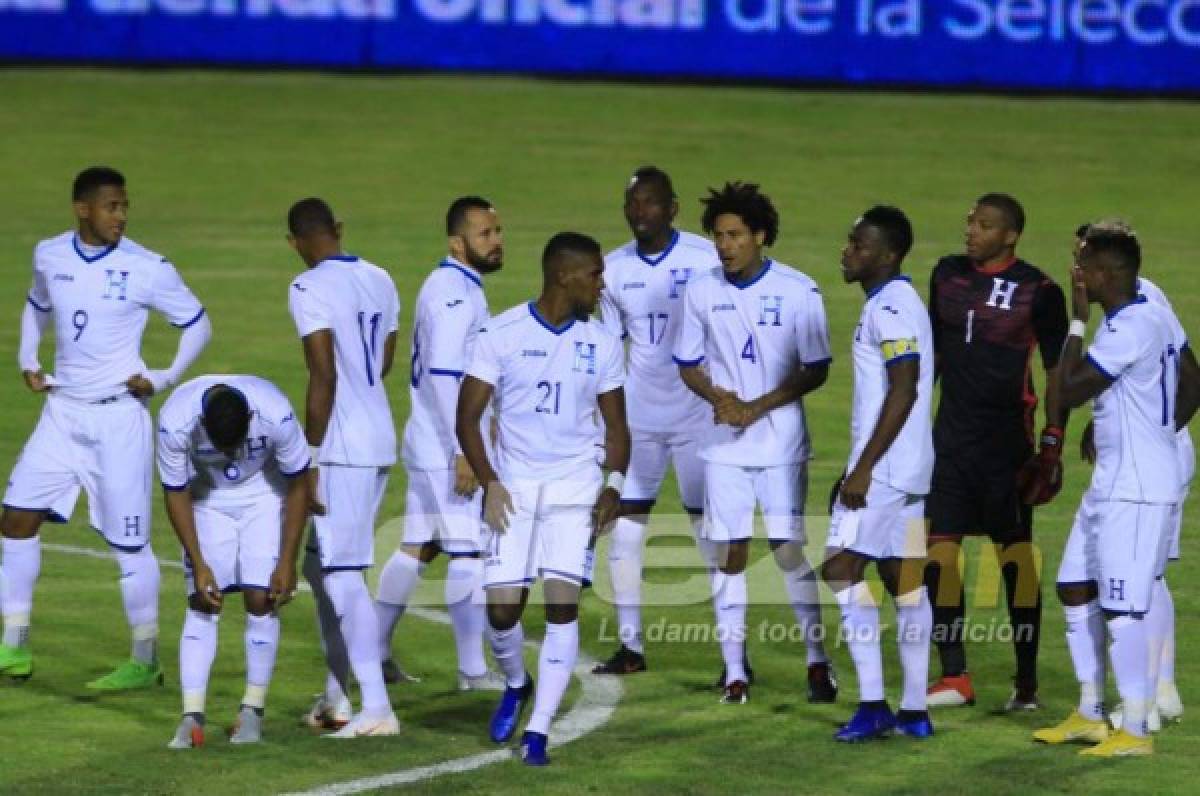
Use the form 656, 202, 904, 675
287, 197, 337, 238
446, 196, 494, 236
700, 181, 779, 246
628, 166, 676, 200
1081, 229, 1141, 275
73, 167, 125, 202
860, 205, 914, 261
201, 385, 250, 453
542, 231, 602, 269
975, 192, 1025, 234
1075, 223, 1091, 240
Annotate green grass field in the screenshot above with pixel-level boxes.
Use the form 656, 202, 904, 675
1, 68, 1198, 794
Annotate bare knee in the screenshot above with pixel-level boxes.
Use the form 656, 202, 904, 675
716, 541, 748, 575
0, 508, 44, 539
243, 590, 272, 616
822, 550, 867, 590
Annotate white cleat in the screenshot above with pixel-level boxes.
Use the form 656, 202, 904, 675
325, 711, 400, 738
458, 669, 507, 692
303, 693, 352, 730
229, 706, 263, 744
167, 715, 205, 750
1109, 703, 1163, 733
1158, 682, 1184, 723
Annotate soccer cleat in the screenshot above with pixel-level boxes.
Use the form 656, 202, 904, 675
302, 693, 352, 730
86, 659, 164, 691
0, 644, 33, 680
325, 710, 400, 738
381, 658, 421, 685
807, 662, 838, 703
1032, 711, 1110, 745
926, 673, 975, 707
229, 706, 263, 744
167, 715, 205, 749
1079, 729, 1153, 757
835, 702, 897, 742
1157, 682, 1184, 722
714, 656, 755, 689
591, 645, 647, 675
1002, 689, 1042, 712
518, 730, 550, 766
489, 675, 534, 743
720, 680, 749, 705
895, 710, 935, 739
458, 669, 507, 692
1109, 703, 1162, 734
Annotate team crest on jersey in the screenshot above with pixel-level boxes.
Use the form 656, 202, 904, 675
758, 296, 783, 326
668, 268, 692, 299
986, 278, 1018, 310
103, 269, 130, 301
573, 342, 597, 374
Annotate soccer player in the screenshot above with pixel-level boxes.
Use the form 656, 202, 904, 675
456, 232, 630, 766
0, 166, 211, 688
286, 198, 401, 737
823, 206, 935, 741
1034, 228, 1199, 756
375, 196, 505, 691
158, 376, 310, 748
591, 166, 728, 678
924, 193, 1068, 710
672, 181, 833, 705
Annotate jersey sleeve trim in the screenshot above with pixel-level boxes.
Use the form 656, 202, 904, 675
161, 482, 190, 492
673, 355, 705, 366
803, 356, 833, 367
27, 295, 51, 312
280, 458, 312, 478
885, 353, 920, 367
1086, 353, 1117, 382
429, 368, 465, 378
171, 307, 207, 329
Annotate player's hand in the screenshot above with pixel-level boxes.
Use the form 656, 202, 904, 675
125, 374, 156, 398
483, 480, 515, 534
307, 468, 327, 516
1017, 426, 1064, 506
1080, 419, 1096, 464
268, 563, 298, 608
453, 454, 480, 497
839, 466, 871, 510
713, 389, 746, 426
1069, 263, 1090, 322
828, 472, 846, 515
591, 486, 621, 537
22, 370, 50, 393
193, 562, 222, 611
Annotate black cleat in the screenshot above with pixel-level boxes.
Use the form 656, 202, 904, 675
714, 656, 755, 689
807, 662, 838, 703
591, 645, 647, 675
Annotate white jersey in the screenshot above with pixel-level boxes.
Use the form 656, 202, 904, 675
288, 255, 400, 467
600, 230, 717, 431
1138, 276, 1194, 488
467, 302, 625, 481
673, 259, 832, 467
402, 258, 490, 471
1086, 298, 1180, 503
157, 374, 310, 508
27, 231, 205, 402
847, 276, 935, 495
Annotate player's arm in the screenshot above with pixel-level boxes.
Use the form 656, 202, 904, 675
673, 281, 738, 415
732, 362, 829, 428
271, 472, 308, 607
594, 386, 631, 536
380, 331, 398, 379
456, 374, 512, 532
928, 268, 943, 380
133, 262, 211, 397
428, 305, 481, 496
839, 355, 919, 510
1058, 267, 1112, 409
1017, 278, 1072, 504
1175, 344, 1200, 431
162, 488, 221, 609
300, 330, 335, 515
18, 300, 52, 393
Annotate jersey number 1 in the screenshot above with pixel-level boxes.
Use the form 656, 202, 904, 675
358, 311, 382, 386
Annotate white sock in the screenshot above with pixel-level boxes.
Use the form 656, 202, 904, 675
489, 621, 527, 688
446, 557, 488, 677
782, 565, 827, 665
609, 517, 645, 654
375, 551, 423, 658
325, 570, 391, 715
179, 609, 218, 715
1064, 601, 1106, 720
526, 620, 579, 735
1147, 577, 1173, 695
713, 571, 747, 685
243, 613, 280, 710
895, 586, 932, 711
1108, 614, 1151, 736
303, 547, 350, 696
836, 581, 884, 702
115, 547, 160, 664
1, 536, 39, 648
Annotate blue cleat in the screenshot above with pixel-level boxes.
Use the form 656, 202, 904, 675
519, 730, 550, 766
489, 675, 534, 743
835, 702, 897, 743
895, 710, 935, 739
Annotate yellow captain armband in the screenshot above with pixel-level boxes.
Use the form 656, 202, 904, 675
881, 338, 919, 363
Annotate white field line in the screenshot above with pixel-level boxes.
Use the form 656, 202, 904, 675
43, 542, 623, 794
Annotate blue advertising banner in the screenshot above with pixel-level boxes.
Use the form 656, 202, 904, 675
0, 0, 1196, 91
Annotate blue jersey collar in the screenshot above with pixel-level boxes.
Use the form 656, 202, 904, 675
528, 301, 575, 335
439, 257, 483, 287
1105, 294, 1148, 321
725, 258, 772, 289
866, 274, 912, 300
636, 230, 680, 267
72, 234, 117, 264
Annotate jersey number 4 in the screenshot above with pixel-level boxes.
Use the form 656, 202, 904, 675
741, 335, 757, 364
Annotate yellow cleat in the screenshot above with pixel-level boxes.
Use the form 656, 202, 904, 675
1079, 729, 1153, 757
1033, 711, 1110, 745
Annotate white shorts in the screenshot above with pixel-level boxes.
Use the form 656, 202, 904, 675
402, 468, 483, 555
3, 394, 152, 551
1167, 484, 1187, 563
827, 482, 926, 560
312, 464, 389, 571
1057, 494, 1174, 613
483, 469, 602, 588
702, 462, 806, 544
185, 496, 283, 594
620, 429, 706, 515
